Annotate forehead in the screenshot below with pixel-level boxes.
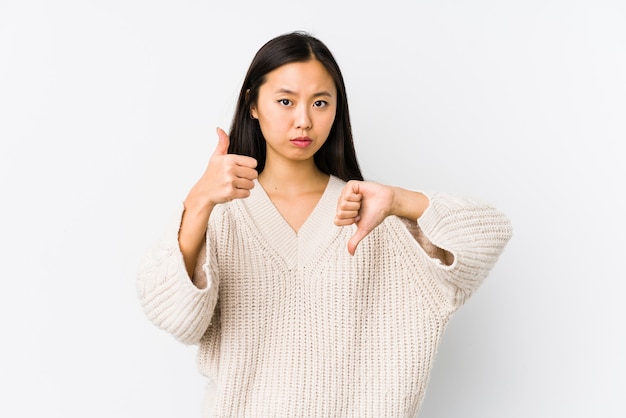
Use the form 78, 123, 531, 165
262, 60, 336, 94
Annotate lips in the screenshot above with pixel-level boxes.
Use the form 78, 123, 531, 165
290, 137, 313, 148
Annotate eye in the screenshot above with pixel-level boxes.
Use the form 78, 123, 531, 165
313, 100, 328, 108
278, 99, 292, 106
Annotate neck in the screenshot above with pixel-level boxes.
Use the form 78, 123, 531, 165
258, 159, 329, 194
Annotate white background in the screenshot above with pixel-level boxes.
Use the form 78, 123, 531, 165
1, 0, 624, 417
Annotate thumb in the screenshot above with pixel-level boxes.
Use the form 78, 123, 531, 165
213, 127, 230, 156
347, 225, 368, 256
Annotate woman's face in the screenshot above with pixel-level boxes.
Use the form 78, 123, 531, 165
250, 59, 337, 166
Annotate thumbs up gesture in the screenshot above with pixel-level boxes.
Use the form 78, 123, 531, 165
334, 180, 395, 256
186, 127, 258, 211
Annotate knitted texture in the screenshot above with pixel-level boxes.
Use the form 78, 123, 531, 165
137, 176, 512, 417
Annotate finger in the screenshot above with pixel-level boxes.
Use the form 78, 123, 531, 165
232, 165, 259, 181
335, 189, 361, 225
337, 191, 361, 217
232, 177, 255, 191
230, 155, 259, 170
347, 226, 369, 256
221, 187, 252, 202
335, 202, 359, 226
349, 180, 360, 195
335, 207, 360, 221
337, 199, 360, 212
342, 185, 362, 201
334, 215, 360, 227
213, 127, 230, 156
220, 178, 255, 201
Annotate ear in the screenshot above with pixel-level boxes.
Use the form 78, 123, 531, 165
246, 89, 258, 119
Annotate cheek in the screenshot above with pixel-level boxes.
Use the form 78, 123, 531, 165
259, 113, 288, 134
320, 112, 336, 133
258, 114, 290, 142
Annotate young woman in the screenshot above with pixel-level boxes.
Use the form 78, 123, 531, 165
137, 31, 512, 417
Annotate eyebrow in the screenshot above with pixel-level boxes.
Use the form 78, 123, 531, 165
275, 88, 333, 98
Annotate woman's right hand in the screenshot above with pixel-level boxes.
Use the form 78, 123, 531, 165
185, 127, 258, 213
179, 128, 258, 281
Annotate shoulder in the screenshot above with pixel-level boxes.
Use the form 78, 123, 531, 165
315, 175, 346, 206
327, 175, 346, 193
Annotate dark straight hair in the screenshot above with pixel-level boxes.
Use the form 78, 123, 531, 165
228, 31, 364, 182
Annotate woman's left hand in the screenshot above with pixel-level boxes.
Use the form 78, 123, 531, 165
334, 180, 395, 255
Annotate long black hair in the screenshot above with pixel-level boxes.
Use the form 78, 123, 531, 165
228, 31, 363, 182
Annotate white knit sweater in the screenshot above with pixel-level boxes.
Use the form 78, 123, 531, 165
137, 175, 512, 417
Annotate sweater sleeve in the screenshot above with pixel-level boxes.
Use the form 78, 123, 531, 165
415, 192, 513, 309
136, 204, 219, 345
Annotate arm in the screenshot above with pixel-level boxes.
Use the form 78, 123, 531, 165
180, 128, 258, 281
335, 180, 512, 307
387, 186, 455, 265
136, 128, 257, 344
335, 181, 512, 307
180, 199, 214, 287
335, 180, 450, 261
414, 192, 512, 305
136, 206, 219, 345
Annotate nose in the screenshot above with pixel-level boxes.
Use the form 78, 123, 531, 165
294, 104, 312, 130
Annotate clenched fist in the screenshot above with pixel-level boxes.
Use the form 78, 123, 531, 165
185, 127, 258, 213
334, 180, 430, 255
334, 180, 395, 256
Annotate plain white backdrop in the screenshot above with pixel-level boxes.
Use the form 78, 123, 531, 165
1, 0, 624, 417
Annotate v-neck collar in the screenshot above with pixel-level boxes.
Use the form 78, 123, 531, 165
242, 175, 345, 269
